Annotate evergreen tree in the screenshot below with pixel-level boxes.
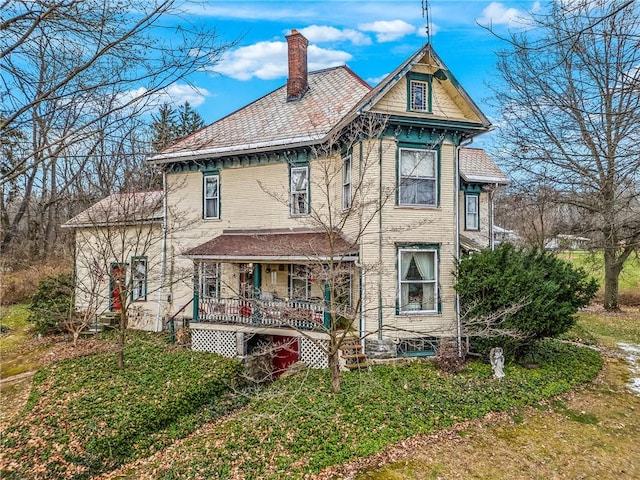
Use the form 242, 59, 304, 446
150, 103, 178, 152
176, 101, 205, 138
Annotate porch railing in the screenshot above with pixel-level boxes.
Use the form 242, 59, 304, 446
194, 296, 327, 331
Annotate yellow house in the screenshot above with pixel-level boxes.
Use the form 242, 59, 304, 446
68, 31, 507, 370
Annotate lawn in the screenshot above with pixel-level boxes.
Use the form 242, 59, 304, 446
561, 251, 640, 302
0, 336, 246, 479
355, 309, 640, 480
96, 339, 601, 480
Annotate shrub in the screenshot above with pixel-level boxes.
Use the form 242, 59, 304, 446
455, 244, 598, 357
28, 273, 74, 334
0, 262, 71, 305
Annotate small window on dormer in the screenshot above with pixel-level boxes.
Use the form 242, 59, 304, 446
410, 80, 428, 111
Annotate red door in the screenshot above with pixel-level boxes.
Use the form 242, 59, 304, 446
111, 264, 125, 311
272, 336, 299, 377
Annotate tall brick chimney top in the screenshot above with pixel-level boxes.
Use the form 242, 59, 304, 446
285, 29, 309, 102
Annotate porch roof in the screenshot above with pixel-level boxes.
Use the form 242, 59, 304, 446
183, 229, 359, 261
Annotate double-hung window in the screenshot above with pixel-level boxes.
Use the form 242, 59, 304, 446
399, 148, 437, 206
203, 174, 219, 219
465, 194, 479, 230
290, 166, 309, 215
398, 248, 437, 313
131, 257, 147, 301
342, 155, 352, 210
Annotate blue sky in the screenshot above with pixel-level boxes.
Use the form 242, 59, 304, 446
157, 0, 541, 144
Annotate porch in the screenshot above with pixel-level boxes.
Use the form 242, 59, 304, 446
193, 295, 328, 332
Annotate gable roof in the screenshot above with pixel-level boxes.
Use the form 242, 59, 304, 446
459, 148, 509, 185
150, 42, 491, 165
354, 44, 491, 128
151, 66, 371, 163
61, 191, 163, 228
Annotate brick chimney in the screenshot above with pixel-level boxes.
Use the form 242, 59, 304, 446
286, 29, 308, 101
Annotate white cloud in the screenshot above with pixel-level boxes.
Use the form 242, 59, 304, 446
298, 25, 371, 46
117, 84, 210, 111
358, 20, 416, 42
416, 21, 440, 38
160, 84, 210, 107
477, 2, 528, 27
366, 73, 389, 86
209, 41, 351, 81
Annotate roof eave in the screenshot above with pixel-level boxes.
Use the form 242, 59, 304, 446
148, 135, 325, 165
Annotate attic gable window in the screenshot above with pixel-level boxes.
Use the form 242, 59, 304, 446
411, 81, 428, 111
290, 165, 309, 215
406, 72, 432, 113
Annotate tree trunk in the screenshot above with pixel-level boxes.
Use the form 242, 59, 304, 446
329, 350, 341, 394
118, 308, 126, 370
603, 245, 621, 311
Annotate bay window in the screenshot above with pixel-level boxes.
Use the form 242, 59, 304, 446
398, 248, 437, 313
399, 148, 437, 206
465, 193, 479, 230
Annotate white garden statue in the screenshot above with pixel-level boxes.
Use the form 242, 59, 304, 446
489, 347, 505, 379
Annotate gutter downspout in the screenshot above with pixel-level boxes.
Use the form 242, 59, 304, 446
377, 138, 383, 340
155, 170, 168, 332
489, 183, 497, 250
455, 137, 473, 357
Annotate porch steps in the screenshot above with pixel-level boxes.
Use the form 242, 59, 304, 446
339, 337, 370, 370
79, 313, 118, 335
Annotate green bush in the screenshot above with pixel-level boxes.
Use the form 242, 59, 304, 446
27, 273, 74, 334
455, 244, 598, 357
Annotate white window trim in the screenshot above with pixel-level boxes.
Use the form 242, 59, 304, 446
398, 148, 438, 207
342, 155, 352, 210
397, 247, 438, 314
203, 174, 220, 220
465, 193, 480, 231
290, 165, 309, 216
410, 80, 428, 111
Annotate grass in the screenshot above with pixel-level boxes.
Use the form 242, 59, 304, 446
357, 309, 640, 480
560, 251, 640, 300
102, 340, 602, 479
0, 336, 246, 479
0, 304, 43, 378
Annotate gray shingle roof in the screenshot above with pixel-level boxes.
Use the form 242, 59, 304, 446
62, 191, 163, 228
152, 66, 371, 162
459, 148, 509, 184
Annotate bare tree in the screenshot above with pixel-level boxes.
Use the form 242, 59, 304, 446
66, 180, 192, 369
0, 0, 233, 263
490, 0, 640, 310
495, 184, 574, 249
247, 113, 445, 393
